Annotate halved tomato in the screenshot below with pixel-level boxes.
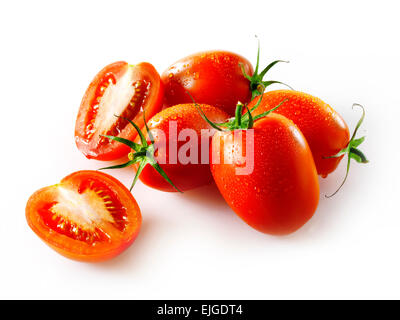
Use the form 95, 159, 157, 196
75, 62, 164, 160
26, 171, 141, 262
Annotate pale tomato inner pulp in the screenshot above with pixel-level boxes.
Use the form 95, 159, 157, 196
85, 67, 150, 143
39, 181, 128, 244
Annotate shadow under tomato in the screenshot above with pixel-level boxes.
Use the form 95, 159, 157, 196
279, 164, 357, 241
176, 182, 231, 213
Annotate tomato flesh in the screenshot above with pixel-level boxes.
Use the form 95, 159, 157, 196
75, 62, 164, 161
26, 171, 141, 262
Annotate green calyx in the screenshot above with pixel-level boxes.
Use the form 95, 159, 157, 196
190, 92, 287, 131
325, 104, 368, 198
98, 115, 182, 193
241, 37, 293, 100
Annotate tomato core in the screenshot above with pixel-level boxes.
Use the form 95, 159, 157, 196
37, 179, 128, 245
85, 73, 150, 145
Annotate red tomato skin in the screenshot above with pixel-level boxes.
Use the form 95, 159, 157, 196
26, 171, 141, 262
75, 62, 164, 161
248, 90, 350, 177
136, 104, 229, 192
211, 114, 319, 235
161, 51, 253, 116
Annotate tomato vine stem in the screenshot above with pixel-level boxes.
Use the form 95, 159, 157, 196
325, 104, 368, 198
98, 114, 182, 193
241, 37, 293, 99
188, 91, 287, 131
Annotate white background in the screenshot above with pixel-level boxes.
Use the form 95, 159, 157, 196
1, 0, 399, 299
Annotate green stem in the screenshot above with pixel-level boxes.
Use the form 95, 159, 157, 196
189, 90, 285, 131
325, 104, 368, 198
99, 114, 182, 193
242, 37, 292, 99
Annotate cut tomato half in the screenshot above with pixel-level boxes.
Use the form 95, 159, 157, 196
75, 62, 164, 160
26, 171, 141, 262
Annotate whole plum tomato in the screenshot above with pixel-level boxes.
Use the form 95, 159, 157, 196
247, 90, 368, 196
101, 104, 229, 192
161, 47, 288, 115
